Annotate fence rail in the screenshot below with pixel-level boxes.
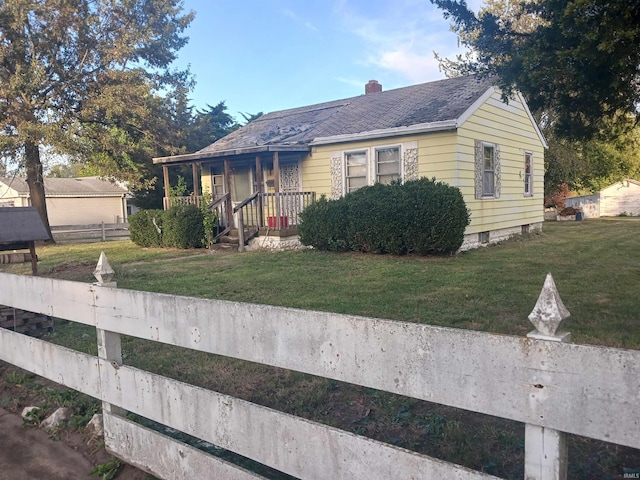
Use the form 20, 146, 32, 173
50, 222, 130, 243
0, 266, 638, 479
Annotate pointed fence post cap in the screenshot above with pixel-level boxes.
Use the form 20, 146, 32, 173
93, 252, 115, 285
528, 273, 570, 337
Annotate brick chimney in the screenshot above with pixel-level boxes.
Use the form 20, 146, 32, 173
365, 80, 382, 94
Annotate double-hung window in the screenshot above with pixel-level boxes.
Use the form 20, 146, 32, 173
482, 144, 496, 197
345, 150, 368, 193
375, 147, 401, 184
475, 140, 500, 199
524, 151, 533, 196
209, 166, 226, 198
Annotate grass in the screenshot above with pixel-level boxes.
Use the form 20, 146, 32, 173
2, 218, 640, 478
8, 217, 638, 348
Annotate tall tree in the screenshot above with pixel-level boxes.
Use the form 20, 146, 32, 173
430, 0, 640, 140
0, 0, 194, 236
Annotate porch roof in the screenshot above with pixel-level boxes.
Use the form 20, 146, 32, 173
153, 144, 310, 166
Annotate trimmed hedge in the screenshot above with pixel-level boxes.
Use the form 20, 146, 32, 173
129, 205, 205, 249
298, 178, 470, 255
129, 209, 164, 247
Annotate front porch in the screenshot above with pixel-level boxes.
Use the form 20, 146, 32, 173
167, 191, 315, 250
154, 146, 315, 251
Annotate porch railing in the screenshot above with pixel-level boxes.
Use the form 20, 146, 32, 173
260, 191, 316, 229
233, 192, 260, 252
163, 195, 211, 210
209, 193, 232, 242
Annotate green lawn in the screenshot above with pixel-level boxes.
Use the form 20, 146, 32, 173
9, 217, 639, 348
2, 218, 639, 479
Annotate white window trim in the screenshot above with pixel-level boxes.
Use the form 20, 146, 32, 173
524, 151, 533, 197
374, 144, 403, 185
343, 149, 369, 195
340, 144, 408, 195
474, 140, 501, 199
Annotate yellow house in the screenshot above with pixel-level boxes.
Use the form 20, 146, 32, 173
153, 75, 546, 251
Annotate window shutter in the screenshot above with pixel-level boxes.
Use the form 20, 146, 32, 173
494, 144, 501, 199
474, 140, 483, 199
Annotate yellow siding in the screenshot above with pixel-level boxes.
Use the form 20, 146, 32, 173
304, 134, 438, 197
456, 91, 545, 233
301, 89, 544, 236
301, 148, 332, 197
201, 165, 213, 196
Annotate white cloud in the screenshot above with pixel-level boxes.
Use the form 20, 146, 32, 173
282, 8, 319, 32
333, 0, 471, 83
372, 48, 443, 83
334, 76, 370, 89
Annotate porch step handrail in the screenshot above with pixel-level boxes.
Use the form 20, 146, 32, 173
232, 192, 260, 213
207, 193, 232, 242
234, 193, 261, 251
208, 192, 231, 211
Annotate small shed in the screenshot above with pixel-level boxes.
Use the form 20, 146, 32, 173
565, 179, 640, 218
0, 207, 51, 274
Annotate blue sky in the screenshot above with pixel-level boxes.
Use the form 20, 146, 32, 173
173, 0, 482, 121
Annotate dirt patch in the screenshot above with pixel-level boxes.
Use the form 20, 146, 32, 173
0, 363, 150, 480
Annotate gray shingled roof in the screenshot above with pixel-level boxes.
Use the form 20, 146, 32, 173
0, 207, 50, 243
0, 176, 128, 196
198, 75, 494, 155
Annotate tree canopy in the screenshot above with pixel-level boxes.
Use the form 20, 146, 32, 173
430, 0, 640, 140
0, 0, 194, 235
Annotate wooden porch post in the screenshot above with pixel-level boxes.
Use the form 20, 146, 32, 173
273, 152, 281, 228
224, 159, 233, 226
273, 151, 280, 193
256, 156, 264, 228
192, 163, 200, 198
162, 165, 170, 210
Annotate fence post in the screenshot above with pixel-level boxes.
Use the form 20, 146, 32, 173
93, 252, 126, 416
101, 221, 106, 242
525, 273, 571, 480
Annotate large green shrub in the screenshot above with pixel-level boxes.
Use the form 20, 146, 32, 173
161, 204, 204, 249
298, 195, 350, 251
129, 209, 164, 247
299, 178, 470, 255
402, 178, 470, 254
130, 205, 207, 249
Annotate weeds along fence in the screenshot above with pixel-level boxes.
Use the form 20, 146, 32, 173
0, 264, 639, 480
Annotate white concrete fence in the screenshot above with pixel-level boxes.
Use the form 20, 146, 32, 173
0, 257, 638, 480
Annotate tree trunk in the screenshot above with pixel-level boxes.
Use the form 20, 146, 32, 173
24, 141, 54, 242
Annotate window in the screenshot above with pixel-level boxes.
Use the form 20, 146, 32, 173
345, 151, 368, 193
375, 147, 401, 184
211, 173, 225, 197
475, 140, 500, 199
482, 144, 496, 196
524, 152, 533, 196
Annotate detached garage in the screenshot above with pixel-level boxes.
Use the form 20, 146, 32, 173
0, 176, 129, 226
565, 179, 640, 218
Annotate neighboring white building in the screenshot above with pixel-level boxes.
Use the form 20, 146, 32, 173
565, 179, 640, 218
0, 176, 129, 226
